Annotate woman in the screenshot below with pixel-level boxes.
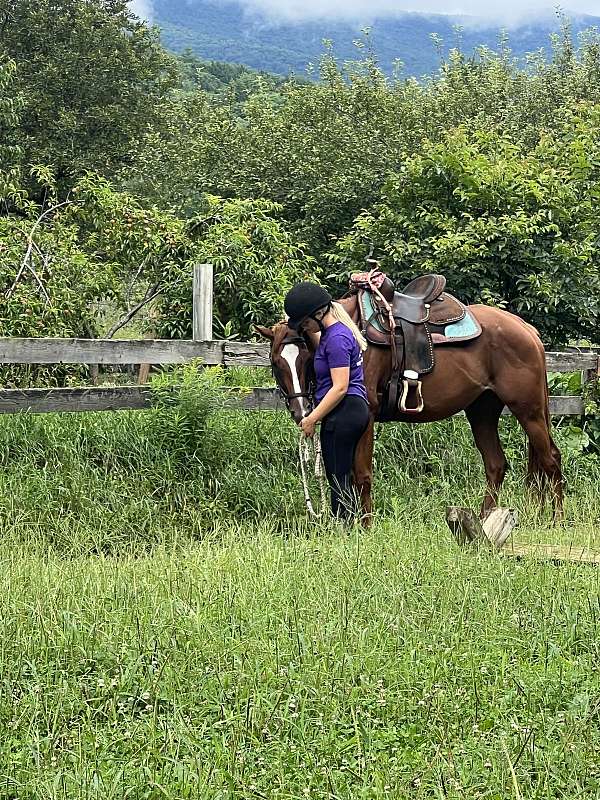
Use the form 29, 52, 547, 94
284, 282, 370, 521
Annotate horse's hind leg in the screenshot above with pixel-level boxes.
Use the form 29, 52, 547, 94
509, 408, 563, 519
465, 391, 508, 518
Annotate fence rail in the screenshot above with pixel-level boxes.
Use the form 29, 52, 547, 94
0, 338, 270, 367
0, 386, 281, 414
0, 338, 597, 416
0, 338, 597, 373
3, 261, 596, 416
0, 386, 587, 416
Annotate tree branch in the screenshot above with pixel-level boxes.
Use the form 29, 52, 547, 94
23, 251, 51, 304
106, 283, 162, 339
7, 200, 74, 299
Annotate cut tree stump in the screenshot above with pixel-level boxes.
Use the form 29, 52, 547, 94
445, 506, 600, 565
446, 507, 488, 546
446, 507, 517, 549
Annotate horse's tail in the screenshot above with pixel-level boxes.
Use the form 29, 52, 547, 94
526, 366, 551, 491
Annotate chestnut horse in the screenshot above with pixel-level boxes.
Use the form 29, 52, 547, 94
257, 300, 563, 522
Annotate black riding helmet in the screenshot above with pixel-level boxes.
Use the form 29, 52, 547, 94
284, 282, 332, 330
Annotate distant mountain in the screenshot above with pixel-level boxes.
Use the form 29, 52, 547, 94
153, 0, 600, 77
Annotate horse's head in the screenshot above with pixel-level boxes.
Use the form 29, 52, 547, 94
255, 322, 315, 424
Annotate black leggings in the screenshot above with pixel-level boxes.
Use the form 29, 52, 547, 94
320, 395, 370, 520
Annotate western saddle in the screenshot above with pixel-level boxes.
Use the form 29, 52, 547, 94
349, 266, 478, 418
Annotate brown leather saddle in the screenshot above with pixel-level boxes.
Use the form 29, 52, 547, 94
349, 270, 481, 418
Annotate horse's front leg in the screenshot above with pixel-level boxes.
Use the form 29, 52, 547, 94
353, 416, 375, 527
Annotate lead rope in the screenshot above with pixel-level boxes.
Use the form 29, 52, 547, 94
298, 432, 328, 518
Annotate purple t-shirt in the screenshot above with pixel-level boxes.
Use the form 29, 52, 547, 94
314, 322, 368, 404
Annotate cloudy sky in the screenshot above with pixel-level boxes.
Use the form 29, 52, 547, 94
239, 0, 600, 21
129, 0, 153, 18
130, 0, 600, 24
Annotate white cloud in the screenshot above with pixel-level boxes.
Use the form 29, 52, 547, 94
236, 0, 600, 24
128, 0, 600, 27
129, 0, 153, 20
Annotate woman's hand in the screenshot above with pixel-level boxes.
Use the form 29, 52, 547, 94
300, 415, 317, 438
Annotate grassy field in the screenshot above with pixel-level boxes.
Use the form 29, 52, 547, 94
1, 376, 599, 798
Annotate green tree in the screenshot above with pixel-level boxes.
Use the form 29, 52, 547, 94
70, 177, 315, 340
330, 114, 600, 345
157, 195, 316, 340
128, 29, 600, 260
0, 54, 23, 206
121, 89, 239, 216
0, 0, 174, 192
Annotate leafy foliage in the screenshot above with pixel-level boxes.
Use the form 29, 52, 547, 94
330, 112, 600, 344
131, 27, 600, 257
1, 0, 175, 193
120, 89, 238, 216
68, 178, 314, 339
158, 195, 315, 340
1, 174, 313, 360
0, 195, 115, 386
0, 56, 23, 207
3, 6, 600, 365
175, 49, 308, 101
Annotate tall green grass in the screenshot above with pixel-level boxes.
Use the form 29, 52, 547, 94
0, 366, 599, 797
0, 365, 598, 553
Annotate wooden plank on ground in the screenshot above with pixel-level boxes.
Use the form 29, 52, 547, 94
502, 543, 600, 565
446, 507, 600, 565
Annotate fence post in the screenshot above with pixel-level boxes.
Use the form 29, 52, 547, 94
582, 351, 600, 394
193, 264, 213, 341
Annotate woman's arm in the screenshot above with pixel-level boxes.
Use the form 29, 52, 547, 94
300, 367, 349, 436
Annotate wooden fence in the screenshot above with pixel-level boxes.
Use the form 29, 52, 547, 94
0, 264, 598, 416
0, 338, 597, 416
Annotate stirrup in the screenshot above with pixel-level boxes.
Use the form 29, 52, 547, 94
399, 372, 424, 414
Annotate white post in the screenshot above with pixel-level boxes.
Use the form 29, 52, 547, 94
193, 263, 213, 341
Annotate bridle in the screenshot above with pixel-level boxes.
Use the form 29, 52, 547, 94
270, 327, 327, 517
271, 332, 316, 412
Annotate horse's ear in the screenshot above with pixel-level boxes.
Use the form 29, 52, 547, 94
254, 324, 275, 341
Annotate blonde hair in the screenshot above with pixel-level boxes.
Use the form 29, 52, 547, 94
330, 302, 367, 352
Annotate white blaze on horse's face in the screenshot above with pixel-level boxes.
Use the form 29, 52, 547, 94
281, 343, 308, 419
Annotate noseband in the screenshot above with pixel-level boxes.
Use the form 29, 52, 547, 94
272, 334, 316, 411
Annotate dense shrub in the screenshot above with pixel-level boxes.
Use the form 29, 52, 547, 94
129, 28, 600, 256
330, 110, 600, 345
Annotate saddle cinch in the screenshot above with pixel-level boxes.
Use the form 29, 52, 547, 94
349, 268, 482, 418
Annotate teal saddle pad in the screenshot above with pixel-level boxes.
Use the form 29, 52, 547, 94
361, 291, 480, 342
